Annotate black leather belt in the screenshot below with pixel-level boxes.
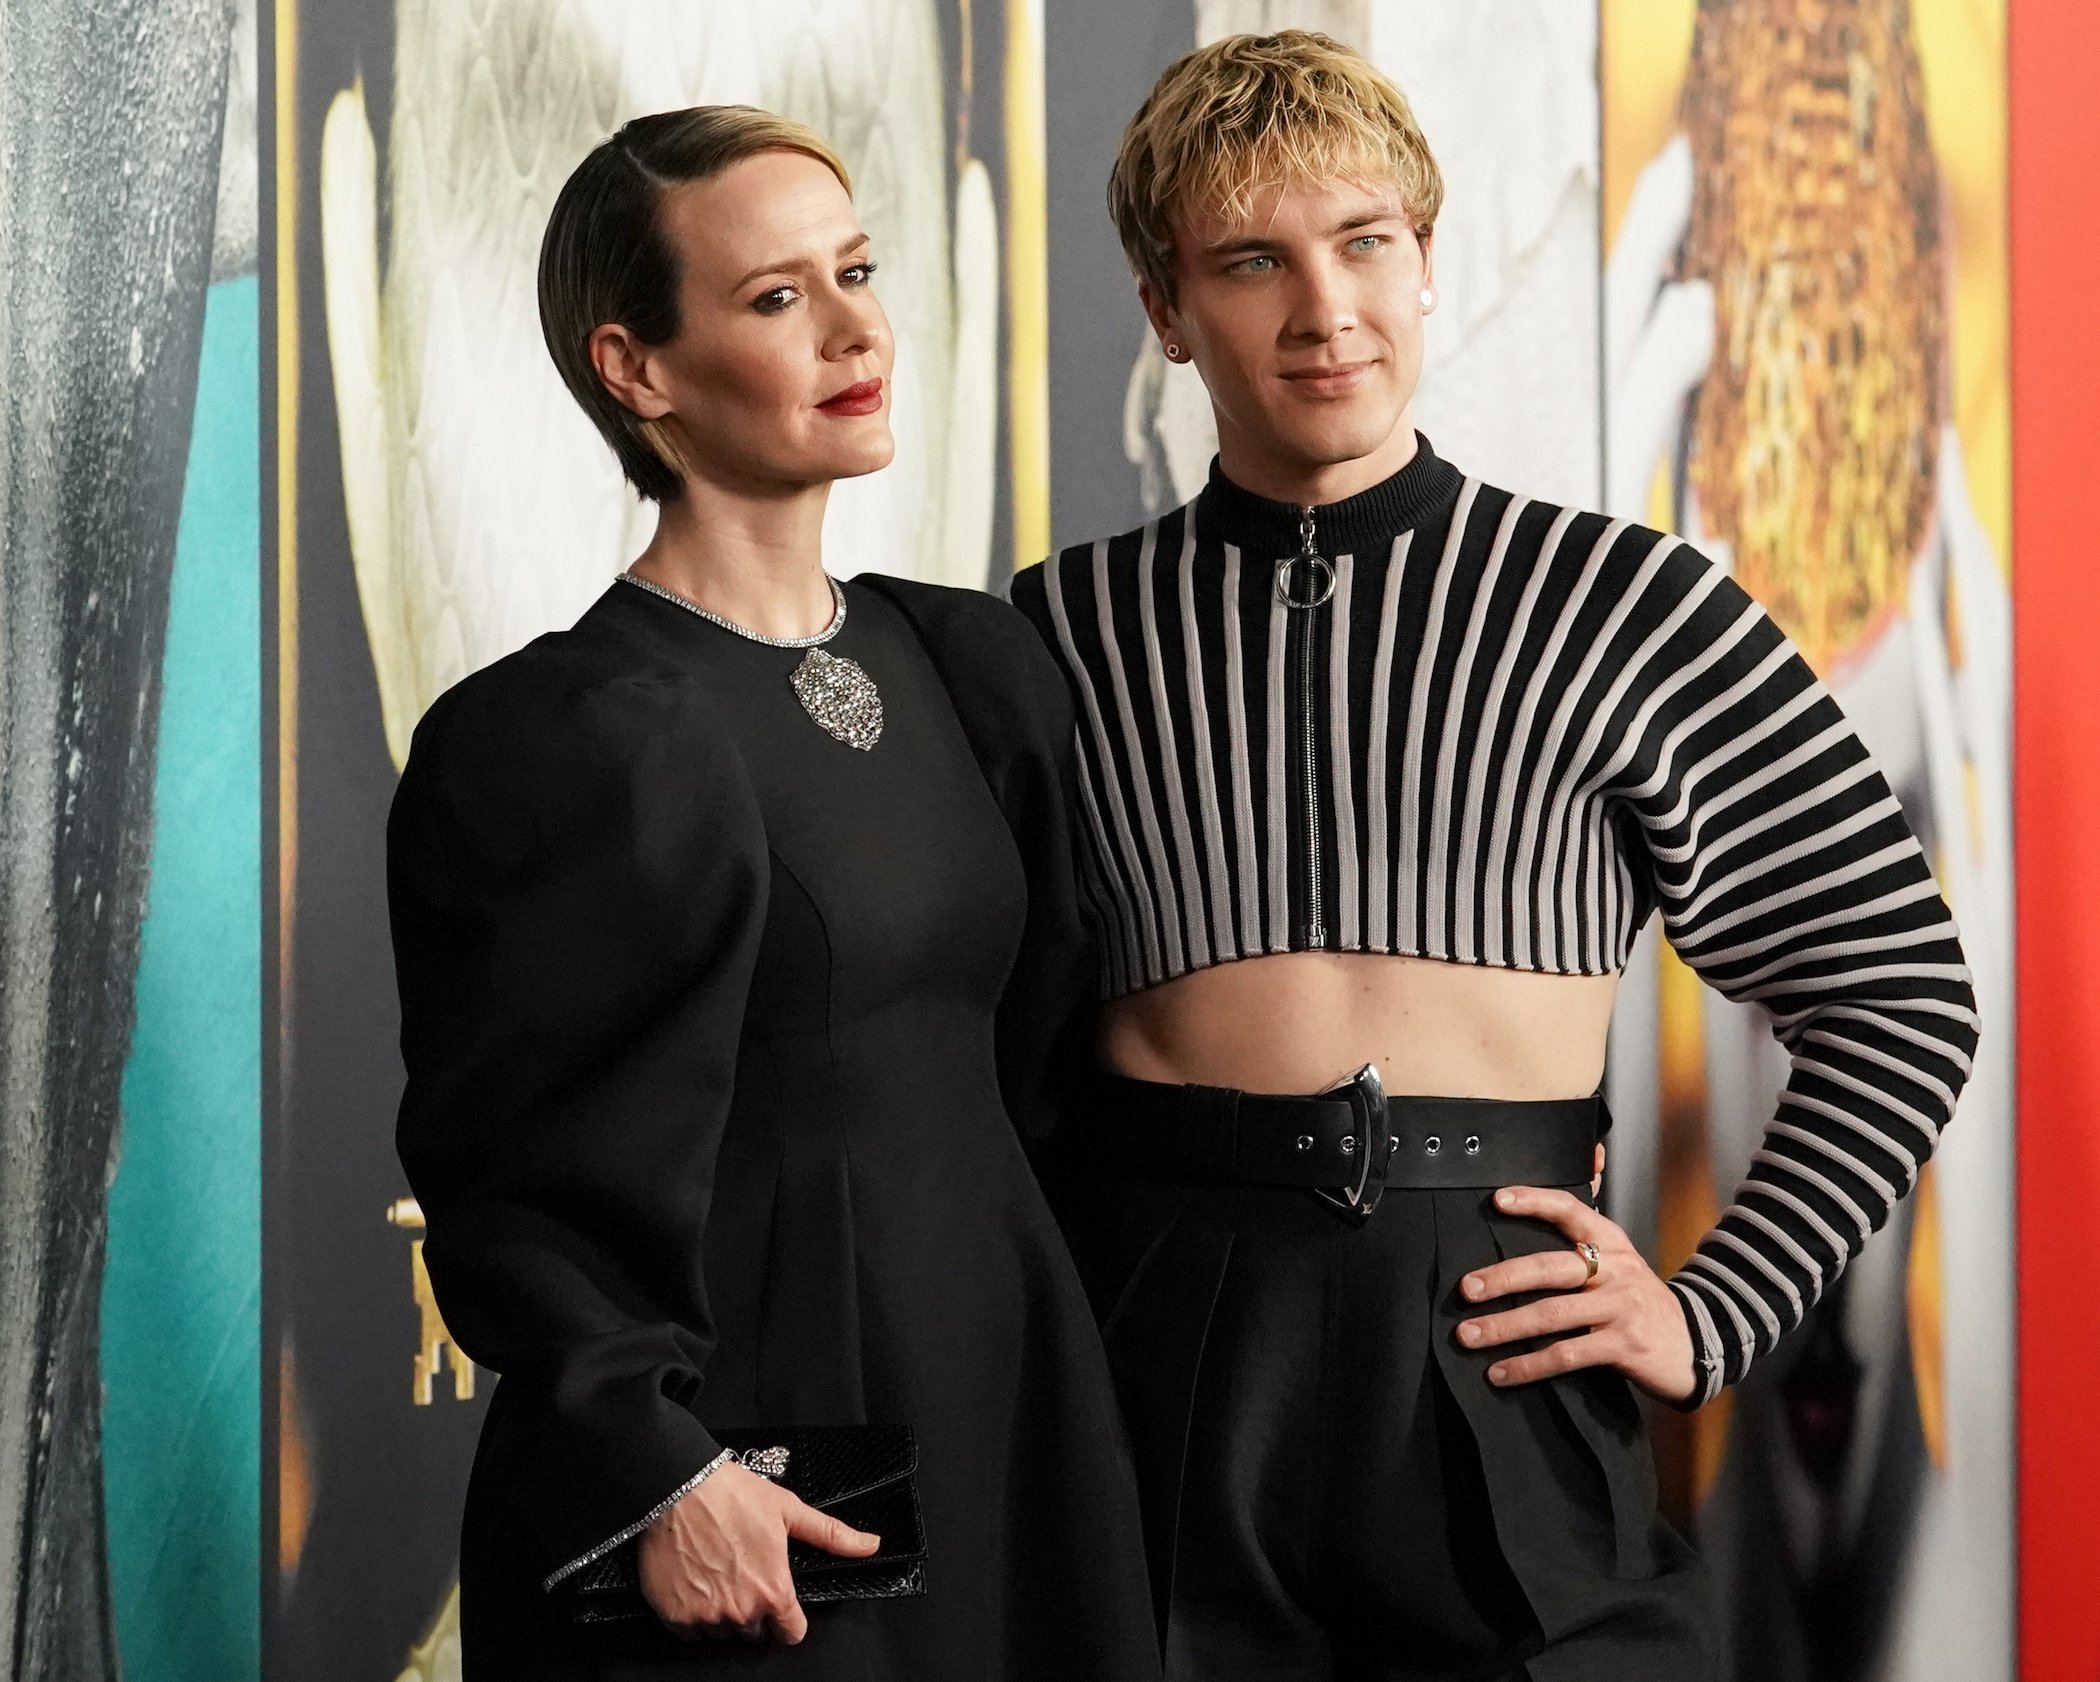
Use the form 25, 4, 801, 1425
1084, 1065, 1606, 1223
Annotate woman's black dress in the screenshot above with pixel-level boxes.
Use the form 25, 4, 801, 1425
387, 574, 1158, 1680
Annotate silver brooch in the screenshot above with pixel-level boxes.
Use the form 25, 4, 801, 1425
737, 1445, 792, 1481
614, 569, 884, 751
791, 648, 883, 751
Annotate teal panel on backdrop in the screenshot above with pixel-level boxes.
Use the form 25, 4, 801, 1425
101, 272, 262, 1682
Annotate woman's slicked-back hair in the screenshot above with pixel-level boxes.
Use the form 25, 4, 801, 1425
537, 105, 851, 503
1109, 31, 1443, 307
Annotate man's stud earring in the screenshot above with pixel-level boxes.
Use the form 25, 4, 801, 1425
1420, 287, 1436, 312
1164, 341, 1185, 362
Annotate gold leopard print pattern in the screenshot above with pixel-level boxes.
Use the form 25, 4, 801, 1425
1678, 0, 1943, 674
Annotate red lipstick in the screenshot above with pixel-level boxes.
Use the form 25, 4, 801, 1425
818, 377, 884, 417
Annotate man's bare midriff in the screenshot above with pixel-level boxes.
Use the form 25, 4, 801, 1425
1097, 950, 1622, 1101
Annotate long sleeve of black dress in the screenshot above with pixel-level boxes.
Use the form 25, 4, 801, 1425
388, 648, 766, 1591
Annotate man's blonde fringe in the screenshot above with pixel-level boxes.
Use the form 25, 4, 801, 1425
1110, 30, 1445, 301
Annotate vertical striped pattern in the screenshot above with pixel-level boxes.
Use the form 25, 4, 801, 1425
1072, 741, 1134, 997
1428, 494, 1528, 959
1221, 546, 1263, 958
1042, 546, 1159, 987
1096, 530, 1186, 980
1456, 507, 1578, 965
1011, 464, 1977, 1400
1261, 582, 1291, 954
1394, 481, 1479, 951
1326, 554, 1360, 951
1501, 518, 1631, 968
1362, 534, 1411, 951
1176, 520, 1238, 963
1136, 520, 1211, 972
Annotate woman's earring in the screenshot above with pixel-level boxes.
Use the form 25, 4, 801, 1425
1163, 341, 1185, 362
1419, 287, 1437, 313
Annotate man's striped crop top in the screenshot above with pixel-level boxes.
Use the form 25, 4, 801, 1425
1009, 436, 1978, 1402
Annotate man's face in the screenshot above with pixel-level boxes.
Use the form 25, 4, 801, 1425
1147, 175, 1432, 489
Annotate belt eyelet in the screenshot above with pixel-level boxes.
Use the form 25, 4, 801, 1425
1340, 1135, 1358, 1155
1296, 1134, 1314, 1152
1424, 1135, 1441, 1155
1464, 1135, 1481, 1156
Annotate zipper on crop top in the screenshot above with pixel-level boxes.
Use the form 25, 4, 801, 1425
1279, 507, 1332, 948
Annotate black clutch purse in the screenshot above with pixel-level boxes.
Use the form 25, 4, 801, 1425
564, 1424, 926, 1624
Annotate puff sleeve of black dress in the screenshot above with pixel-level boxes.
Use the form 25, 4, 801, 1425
389, 636, 764, 1591
389, 576, 1158, 1682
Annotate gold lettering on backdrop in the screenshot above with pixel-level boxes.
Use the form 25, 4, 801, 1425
387, 1198, 475, 1404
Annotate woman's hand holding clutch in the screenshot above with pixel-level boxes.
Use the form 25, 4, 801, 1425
637, 1460, 882, 1644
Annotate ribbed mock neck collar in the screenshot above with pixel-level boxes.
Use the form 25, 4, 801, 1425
1194, 432, 1463, 558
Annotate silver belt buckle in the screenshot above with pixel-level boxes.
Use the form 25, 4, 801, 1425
1313, 1063, 1389, 1223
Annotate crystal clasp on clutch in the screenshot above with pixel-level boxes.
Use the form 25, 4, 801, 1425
737, 1445, 792, 1481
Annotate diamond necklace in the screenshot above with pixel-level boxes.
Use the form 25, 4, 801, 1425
615, 569, 883, 751
617, 567, 846, 646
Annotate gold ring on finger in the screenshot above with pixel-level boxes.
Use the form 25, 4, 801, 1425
1576, 1240, 1602, 1285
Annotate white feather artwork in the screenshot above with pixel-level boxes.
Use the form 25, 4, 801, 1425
320, 0, 1000, 768
1365, 0, 1599, 507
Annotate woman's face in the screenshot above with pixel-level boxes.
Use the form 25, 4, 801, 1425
606, 148, 896, 493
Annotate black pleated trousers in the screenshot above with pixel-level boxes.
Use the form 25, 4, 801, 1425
1063, 1173, 1716, 1682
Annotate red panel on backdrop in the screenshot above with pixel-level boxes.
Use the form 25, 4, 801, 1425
2013, 2, 2100, 1677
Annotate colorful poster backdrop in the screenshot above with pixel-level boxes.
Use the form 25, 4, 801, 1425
258, 3, 2019, 1679
0, 1, 2061, 1677
1600, 2, 2013, 1679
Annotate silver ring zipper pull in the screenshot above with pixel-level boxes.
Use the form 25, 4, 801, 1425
1274, 505, 1336, 608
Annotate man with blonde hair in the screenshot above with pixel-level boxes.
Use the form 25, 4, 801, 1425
1012, 30, 1974, 1681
